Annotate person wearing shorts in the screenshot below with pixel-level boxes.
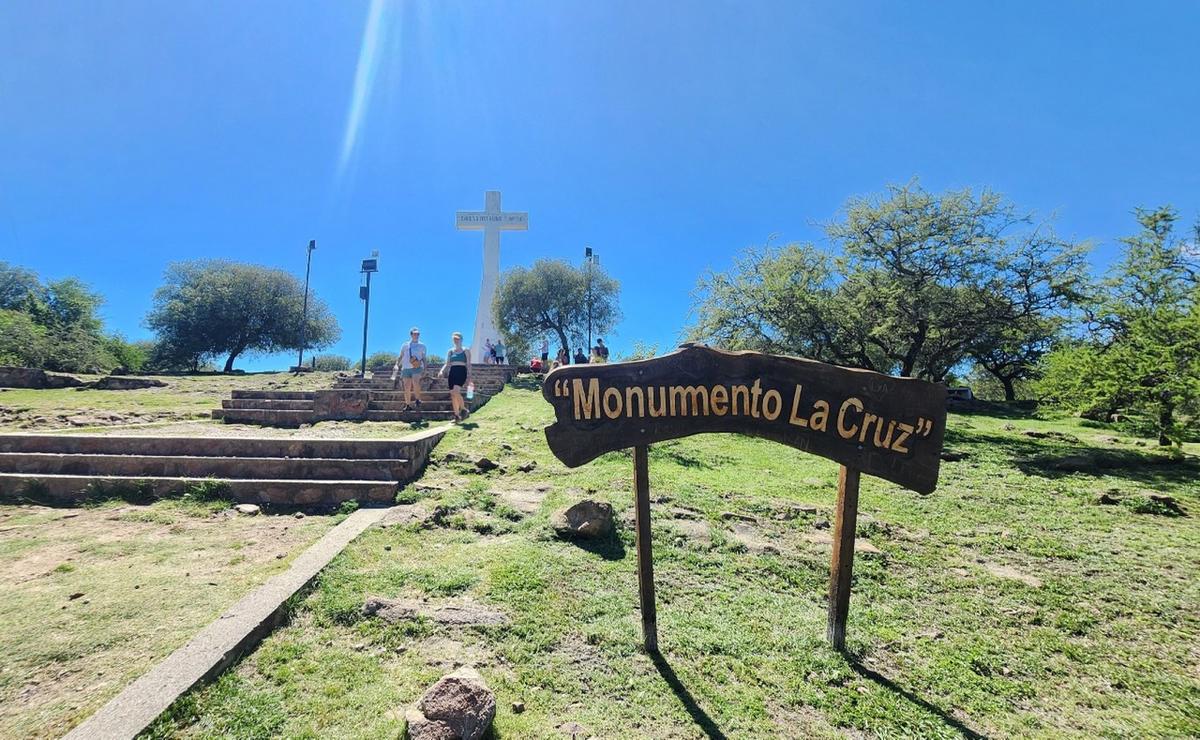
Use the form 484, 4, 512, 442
438, 332, 473, 422
392, 327, 427, 411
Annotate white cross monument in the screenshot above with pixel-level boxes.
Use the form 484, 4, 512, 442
456, 190, 528, 360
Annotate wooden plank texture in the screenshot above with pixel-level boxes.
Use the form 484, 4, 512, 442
544, 345, 947, 493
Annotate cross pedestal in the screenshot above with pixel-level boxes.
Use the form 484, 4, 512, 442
455, 190, 528, 359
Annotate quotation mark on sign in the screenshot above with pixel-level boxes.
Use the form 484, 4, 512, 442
914, 417, 934, 437
553, 379, 571, 398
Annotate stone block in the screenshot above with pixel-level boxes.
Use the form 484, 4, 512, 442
313, 389, 371, 421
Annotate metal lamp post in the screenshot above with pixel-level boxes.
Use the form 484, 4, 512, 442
359, 252, 379, 377
584, 246, 599, 351
296, 239, 316, 372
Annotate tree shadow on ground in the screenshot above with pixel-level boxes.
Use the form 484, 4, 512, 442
568, 533, 627, 561
849, 660, 987, 739
945, 427, 1199, 490
949, 400, 1038, 420
508, 375, 543, 391
651, 652, 728, 739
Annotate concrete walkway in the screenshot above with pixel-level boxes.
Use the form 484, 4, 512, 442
63, 506, 391, 740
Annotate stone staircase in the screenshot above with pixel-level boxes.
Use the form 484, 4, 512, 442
213, 364, 518, 428
0, 427, 444, 507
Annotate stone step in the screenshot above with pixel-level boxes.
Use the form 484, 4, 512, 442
365, 410, 458, 422
231, 390, 315, 400
0, 433, 423, 460
367, 401, 472, 412
0, 452, 412, 481
366, 390, 490, 401
336, 378, 505, 388
0, 473, 397, 506
222, 399, 315, 411
211, 408, 314, 428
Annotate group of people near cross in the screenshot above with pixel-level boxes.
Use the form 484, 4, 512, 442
538, 337, 609, 370
390, 327, 475, 423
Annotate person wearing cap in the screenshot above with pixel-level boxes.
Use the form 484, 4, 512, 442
392, 327, 427, 412
437, 332, 473, 422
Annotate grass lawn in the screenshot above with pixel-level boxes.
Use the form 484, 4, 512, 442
0, 372, 340, 432
144, 381, 1199, 739
0, 499, 337, 739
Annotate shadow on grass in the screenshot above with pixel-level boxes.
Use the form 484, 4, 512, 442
569, 534, 627, 561
849, 661, 987, 739
945, 427, 1199, 489
508, 375, 543, 391
949, 400, 1038, 420
651, 652, 728, 740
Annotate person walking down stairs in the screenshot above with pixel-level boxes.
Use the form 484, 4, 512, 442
438, 332, 473, 422
392, 327, 427, 412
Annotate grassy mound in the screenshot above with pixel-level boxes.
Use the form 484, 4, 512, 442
148, 383, 1198, 738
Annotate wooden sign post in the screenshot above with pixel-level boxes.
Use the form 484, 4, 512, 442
543, 345, 946, 653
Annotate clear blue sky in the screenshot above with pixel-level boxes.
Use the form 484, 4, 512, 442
2, 1, 1197, 369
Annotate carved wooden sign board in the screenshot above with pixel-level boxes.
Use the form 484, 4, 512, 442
542, 345, 947, 651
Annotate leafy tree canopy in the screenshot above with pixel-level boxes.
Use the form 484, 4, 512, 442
689, 182, 1087, 385
495, 259, 621, 360
146, 260, 340, 372
1041, 208, 1199, 444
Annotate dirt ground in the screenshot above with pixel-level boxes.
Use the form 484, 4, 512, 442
0, 501, 336, 739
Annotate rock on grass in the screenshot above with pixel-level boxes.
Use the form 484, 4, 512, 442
551, 499, 614, 539
406, 667, 496, 740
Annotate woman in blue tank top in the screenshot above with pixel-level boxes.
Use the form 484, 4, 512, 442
438, 332, 473, 422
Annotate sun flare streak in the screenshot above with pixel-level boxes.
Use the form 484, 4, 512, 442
338, 0, 389, 175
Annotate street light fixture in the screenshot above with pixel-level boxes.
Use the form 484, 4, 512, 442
359, 251, 379, 378
584, 246, 599, 350
296, 239, 316, 372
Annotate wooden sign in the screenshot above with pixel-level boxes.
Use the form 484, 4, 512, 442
542, 344, 947, 652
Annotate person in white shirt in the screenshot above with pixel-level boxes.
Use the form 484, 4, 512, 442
391, 326, 427, 411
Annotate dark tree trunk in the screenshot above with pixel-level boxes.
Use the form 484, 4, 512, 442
1002, 376, 1016, 402
1158, 401, 1174, 446
555, 327, 570, 358
223, 352, 238, 373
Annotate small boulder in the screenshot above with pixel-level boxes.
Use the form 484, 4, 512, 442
474, 457, 499, 472
720, 511, 758, 523
363, 596, 421, 622
234, 504, 261, 516
939, 450, 969, 462
551, 499, 614, 539
407, 667, 496, 740
516, 461, 537, 473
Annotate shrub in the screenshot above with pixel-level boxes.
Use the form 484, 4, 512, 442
311, 354, 352, 372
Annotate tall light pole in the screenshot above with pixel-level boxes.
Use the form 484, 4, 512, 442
296, 239, 316, 372
359, 252, 379, 377
584, 246, 599, 350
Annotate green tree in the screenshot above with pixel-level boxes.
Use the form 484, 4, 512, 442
0, 309, 49, 367
311, 354, 353, 372
146, 261, 340, 372
1039, 208, 1199, 444
690, 183, 1084, 381
967, 235, 1090, 400
495, 259, 621, 359
0, 262, 41, 311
